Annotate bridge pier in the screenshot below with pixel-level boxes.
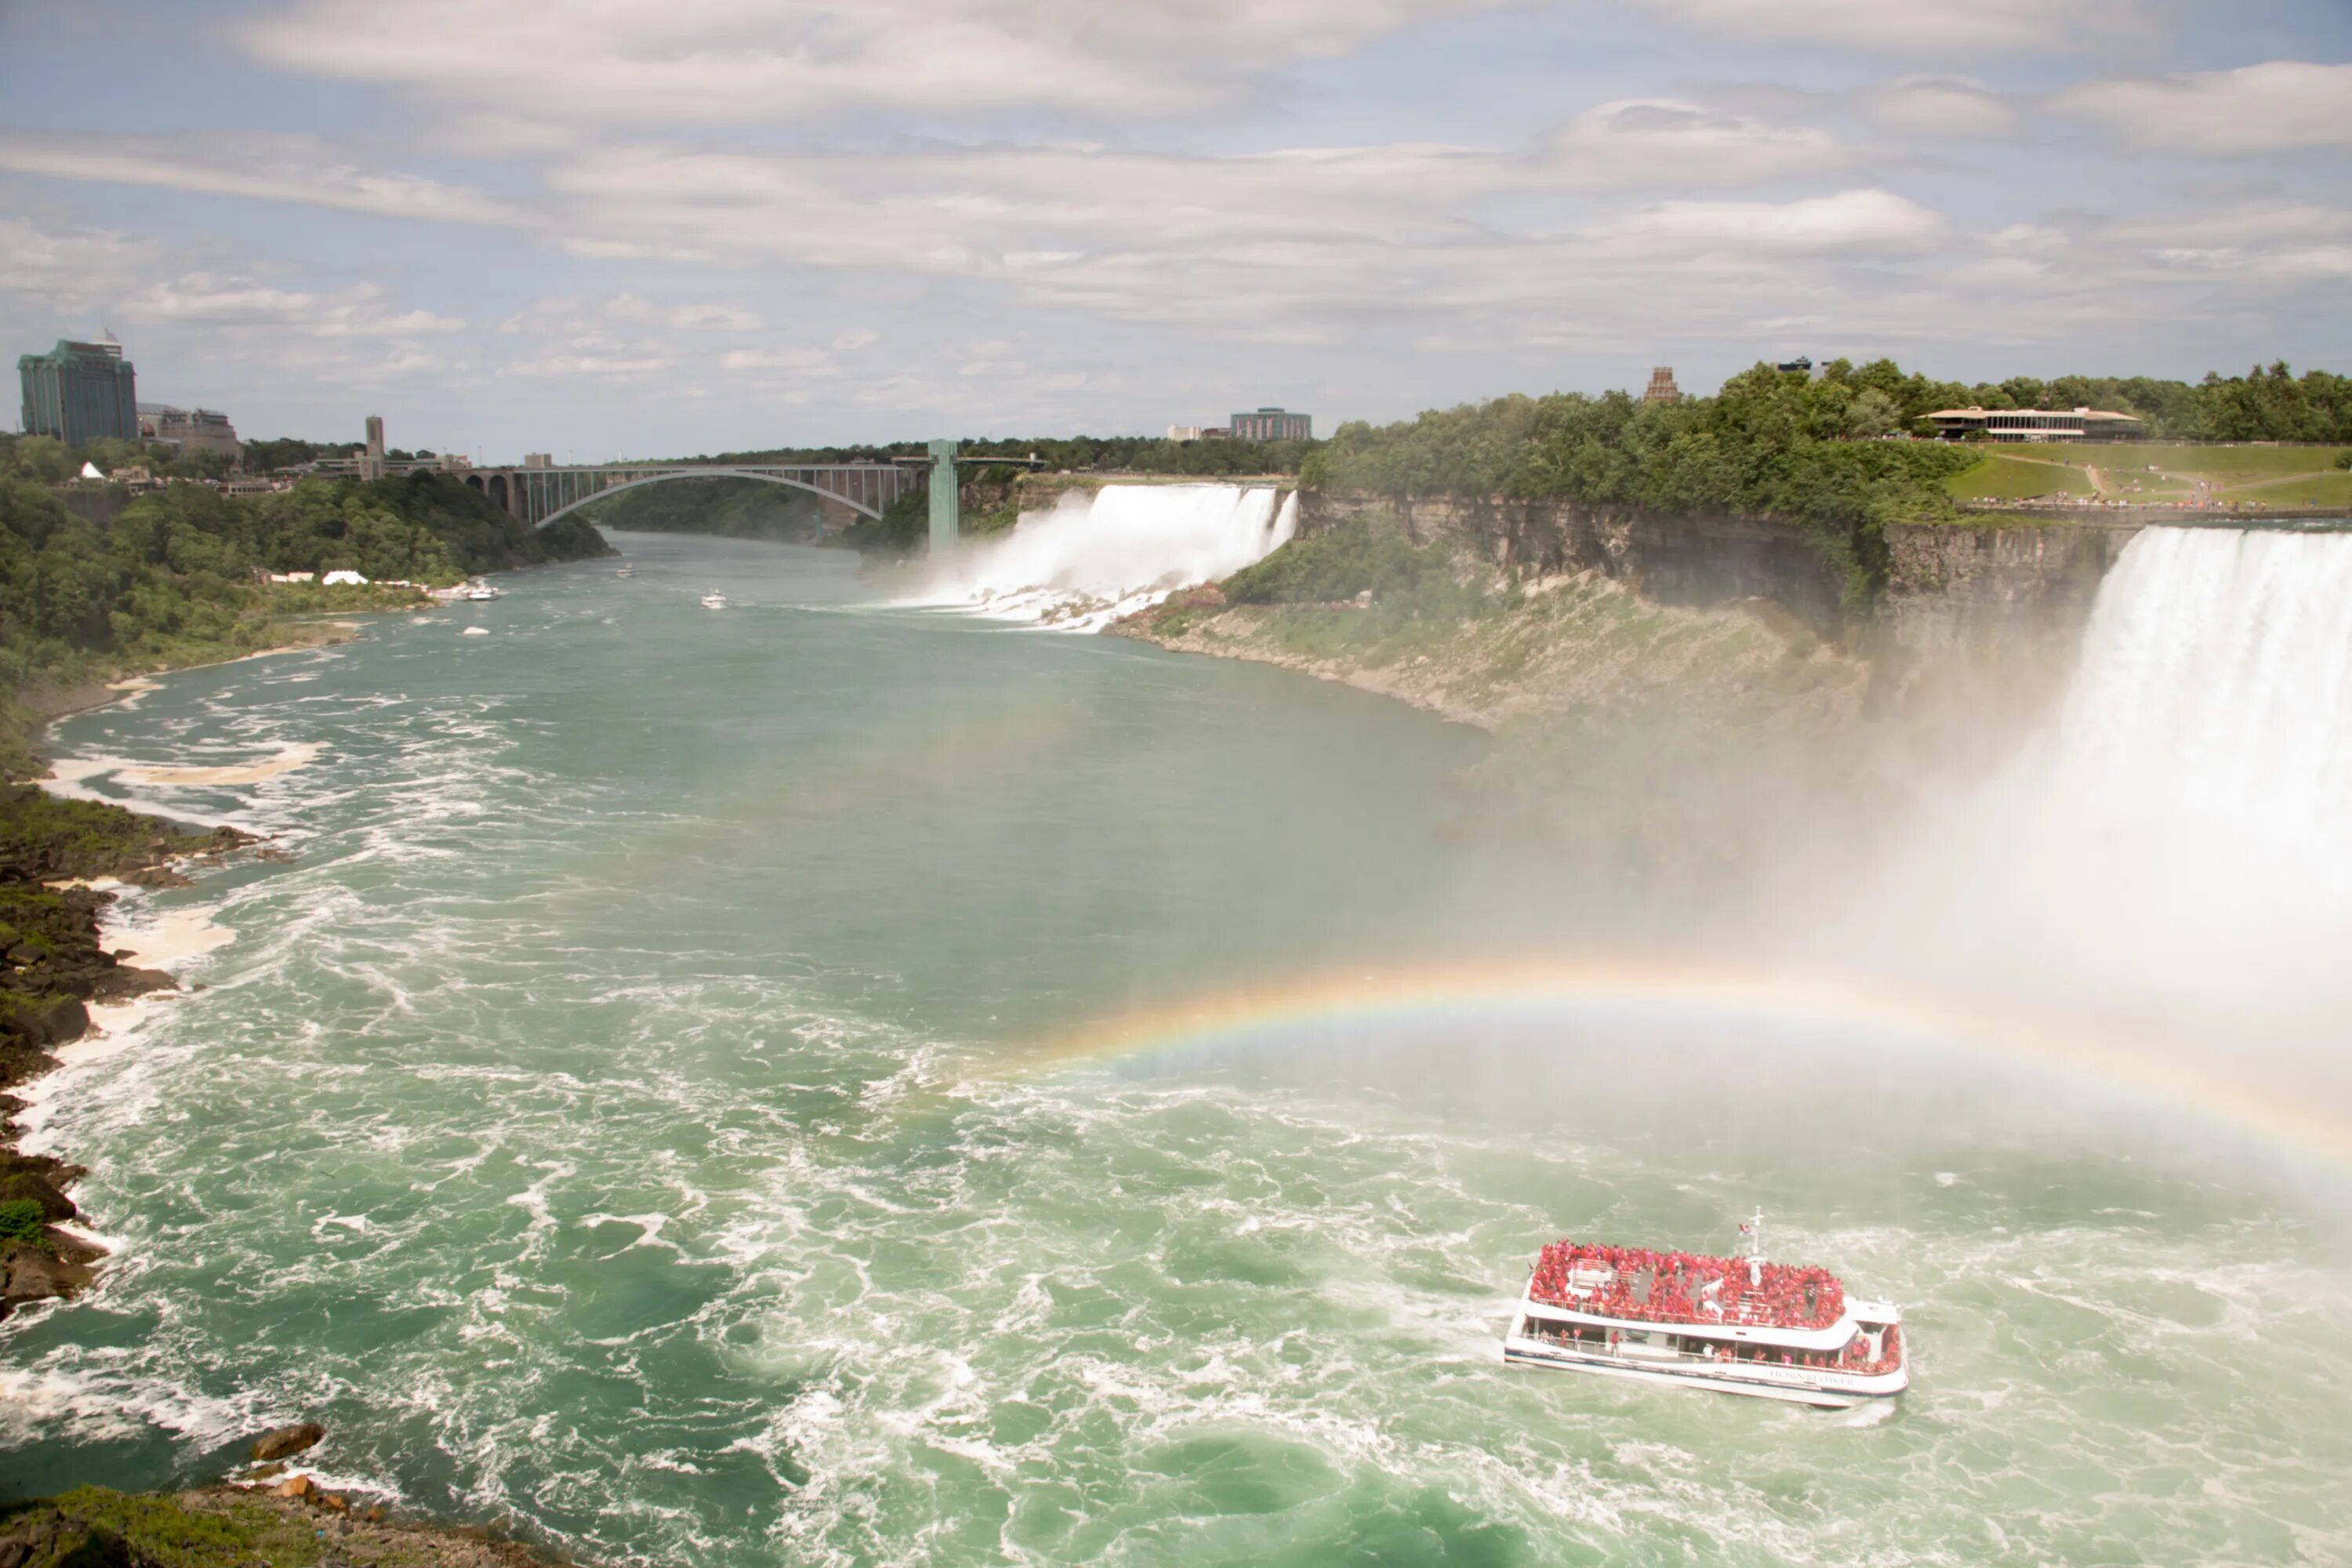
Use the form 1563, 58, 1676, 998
928, 439, 960, 554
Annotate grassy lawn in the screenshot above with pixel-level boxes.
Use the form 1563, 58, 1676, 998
1944, 454, 2098, 503
2230, 470, 2352, 509
1948, 442, 2350, 504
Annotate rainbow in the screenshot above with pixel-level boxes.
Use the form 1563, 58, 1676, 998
1013, 955, 2352, 1179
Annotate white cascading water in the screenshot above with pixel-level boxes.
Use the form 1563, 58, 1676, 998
1871, 525, 2352, 1102
906, 483, 1298, 632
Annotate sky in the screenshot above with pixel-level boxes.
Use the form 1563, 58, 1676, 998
2, 0, 2349, 459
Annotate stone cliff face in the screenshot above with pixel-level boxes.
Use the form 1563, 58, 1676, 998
1304, 491, 1850, 634
1879, 516, 2140, 656
1302, 490, 2144, 658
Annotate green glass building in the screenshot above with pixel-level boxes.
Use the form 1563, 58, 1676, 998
19, 335, 139, 445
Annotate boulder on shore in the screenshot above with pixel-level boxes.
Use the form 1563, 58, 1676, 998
16, 995, 90, 1048
0, 1238, 99, 1319
0, 1168, 76, 1221
90, 966, 176, 1003
249, 1422, 325, 1462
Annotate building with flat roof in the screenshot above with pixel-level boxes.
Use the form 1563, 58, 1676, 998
1229, 407, 1311, 442
19, 334, 138, 445
1927, 406, 2144, 443
139, 403, 242, 459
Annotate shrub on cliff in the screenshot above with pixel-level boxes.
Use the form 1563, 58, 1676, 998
0, 1197, 49, 1248
1225, 514, 1455, 605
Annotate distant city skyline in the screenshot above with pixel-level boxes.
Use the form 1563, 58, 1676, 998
2, 1, 2348, 459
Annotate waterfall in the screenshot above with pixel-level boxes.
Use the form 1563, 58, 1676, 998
2042, 526, 2352, 841
1879, 524, 2352, 1067
906, 483, 1298, 632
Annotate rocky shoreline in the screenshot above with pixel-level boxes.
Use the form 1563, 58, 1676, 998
0, 634, 376, 1322
5, 1420, 582, 1568
0, 782, 256, 1321
1, 645, 612, 1567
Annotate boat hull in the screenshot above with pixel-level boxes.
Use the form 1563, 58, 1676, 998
1501, 1335, 1906, 1410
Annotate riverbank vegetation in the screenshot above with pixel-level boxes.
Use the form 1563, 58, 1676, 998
1, 434, 610, 771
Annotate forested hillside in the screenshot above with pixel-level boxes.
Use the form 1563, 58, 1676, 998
0, 434, 609, 769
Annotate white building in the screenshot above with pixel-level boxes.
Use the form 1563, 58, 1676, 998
1928, 406, 2143, 442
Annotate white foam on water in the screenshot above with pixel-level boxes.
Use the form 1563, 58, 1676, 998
901, 484, 1297, 632
11, 898, 233, 1157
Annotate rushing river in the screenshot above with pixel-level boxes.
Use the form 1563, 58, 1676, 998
5, 529, 2350, 1566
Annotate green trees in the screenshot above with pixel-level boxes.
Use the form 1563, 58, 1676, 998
1300, 355, 2352, 606
0, 438, 608, 717
2198, 362, 2352, 444
1305, 362, 1979, 606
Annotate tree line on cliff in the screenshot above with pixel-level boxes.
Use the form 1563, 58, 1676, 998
1296, 358, 2352, 607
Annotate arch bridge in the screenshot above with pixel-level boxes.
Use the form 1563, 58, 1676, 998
463, 445, 1044, 546
464, 460, 926, 529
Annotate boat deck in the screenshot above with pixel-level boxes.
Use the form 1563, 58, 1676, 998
1530, 1240, 1846, 1332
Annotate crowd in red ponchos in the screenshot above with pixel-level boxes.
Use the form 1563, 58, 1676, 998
1529, 1240, 1846, 1332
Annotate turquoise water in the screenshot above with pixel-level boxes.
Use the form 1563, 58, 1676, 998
5, 532, 2349, 1566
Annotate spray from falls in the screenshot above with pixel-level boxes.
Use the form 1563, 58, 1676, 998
906, 484, 1298, 632
1856, 525, 2352, 1125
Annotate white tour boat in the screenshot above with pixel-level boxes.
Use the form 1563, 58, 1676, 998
1502, 1211, 1907, 1409
701, 590, 728, 609
462, 579, 503, 601
615, 564, 634, 579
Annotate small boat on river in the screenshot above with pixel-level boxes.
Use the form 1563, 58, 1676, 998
701, 590, 728, 609
1502, 1211, 1907, 1409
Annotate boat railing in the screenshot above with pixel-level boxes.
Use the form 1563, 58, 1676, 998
1513, 1322, 1901, 1380
1531, 1287, 1845, 1335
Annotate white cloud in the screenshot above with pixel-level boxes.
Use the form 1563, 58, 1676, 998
239, 0, 1504, 126
1584, 189, 1945, 252
506, 354, 673, 377
1638, 0, 2161, 58
0, 215, 162, 313
719, 347, 836, 371
2053, 61, 2352, 154
524, 134, 1963, 354
1864, 76, 2021, 140
125, 275, 465, 336
0, 132, 514, 225
1548, 99, 1851, 187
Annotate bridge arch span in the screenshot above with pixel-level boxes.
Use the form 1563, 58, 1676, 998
533, 466, 888, 529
